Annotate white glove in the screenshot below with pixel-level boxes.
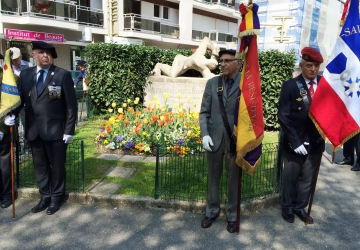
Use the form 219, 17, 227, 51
202, 135, 214, 152
294, 144, 308, 155
63, 134, 73, 144
4, 114, 15, 126
0, 132, 3, 141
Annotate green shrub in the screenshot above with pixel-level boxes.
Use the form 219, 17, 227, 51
85, 43, 296, 131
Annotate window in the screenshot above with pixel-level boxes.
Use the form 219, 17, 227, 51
154, 5, 160, 17
163, 7, 168, 19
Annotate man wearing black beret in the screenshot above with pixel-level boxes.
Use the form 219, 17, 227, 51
5, 41, 77, 215
199, 49, 242, 233
278, 46, 325, 224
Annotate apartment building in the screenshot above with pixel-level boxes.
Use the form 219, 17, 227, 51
0, 0, 345, 71
0, 0, 108, 71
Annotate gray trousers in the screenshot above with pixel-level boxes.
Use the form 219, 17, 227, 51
206, 138, 239, 221
282, 151, 321, 210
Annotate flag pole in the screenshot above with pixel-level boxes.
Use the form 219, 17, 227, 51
9, 119, 15, 219
305, 140, 325, 225
236, 168, 243, 235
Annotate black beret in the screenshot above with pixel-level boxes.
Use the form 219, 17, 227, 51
77, 60, 86, 66
301, 47, 323, 63
31, 41, 57, 59
219, 49, 236, 57
0, 53, 3, 59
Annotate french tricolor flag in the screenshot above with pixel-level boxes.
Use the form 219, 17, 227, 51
309, 0, 360, 150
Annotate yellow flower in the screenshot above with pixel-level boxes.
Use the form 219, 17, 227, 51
148, 101, 153, 105
109, 117, 115, 124
135, 97, 140, 102
118, 108, 123, 113
164, 92, 169, 99
143, 118, 148, 124
180, 101, 184, 106
173, 104, 179, 109
134, 100, 139, 105
127, 98, 131, 103
154, 96, 158, 101
156, 104, 160, 109
123, 103, 127, 108
187, 96, 191, 101
160, 115, 165, 121
178, 108, 183, 113
104, 139, 109, 144
108, 108, 113, 113
111, 102, 116, 108
177, 93, 182, 98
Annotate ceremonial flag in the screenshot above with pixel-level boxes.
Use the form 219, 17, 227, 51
234, 2, 264, 174
309, 0, 360, 150
0, 49, 21, 119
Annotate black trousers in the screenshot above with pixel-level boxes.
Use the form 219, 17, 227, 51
343, 134, 359, 164
282, 151, 321, 210
29, 136, 68, 198
0, 141, 11, 200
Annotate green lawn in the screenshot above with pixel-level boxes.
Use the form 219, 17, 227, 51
72, 119, 280, 198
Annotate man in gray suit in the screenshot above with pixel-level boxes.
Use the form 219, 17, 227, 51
199, 49, 242, 233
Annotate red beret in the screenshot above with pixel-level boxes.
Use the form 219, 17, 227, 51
301, 47, 323, 63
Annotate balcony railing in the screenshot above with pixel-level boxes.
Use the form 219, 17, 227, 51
194, 0, 236, 8
124, 14, 180, 38
192, 29, 238, 44
0, 0, 103, 27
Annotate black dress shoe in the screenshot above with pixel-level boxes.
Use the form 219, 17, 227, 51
282, 207, 294, 223
1, 191, 18, 208
31, 197, 51, 213
294, 209, 313, 224
335, 159, 354, 165
227, 221, 237, 233
1, 198, 13, 208
201, 213, 219, 228
46, 198, 63, 215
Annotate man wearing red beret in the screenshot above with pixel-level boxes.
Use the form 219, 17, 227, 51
277, 47, 325, 224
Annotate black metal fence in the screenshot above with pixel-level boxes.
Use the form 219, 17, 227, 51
15, 122, 85, 193
154, 142, 283, 203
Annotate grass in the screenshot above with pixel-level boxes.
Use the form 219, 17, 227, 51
18, 118, 280, 199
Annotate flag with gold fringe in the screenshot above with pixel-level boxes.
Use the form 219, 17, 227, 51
0, 49, 21, 119
309, 0, 360, 151
234, 2, 264, 175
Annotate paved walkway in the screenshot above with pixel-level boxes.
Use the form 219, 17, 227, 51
1, 145, 360, 249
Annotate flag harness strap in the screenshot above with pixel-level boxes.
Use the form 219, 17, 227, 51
217, 77, 236, 153
296, 80, 310, 110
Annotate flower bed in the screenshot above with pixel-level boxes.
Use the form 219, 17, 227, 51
95, 94, 203, 156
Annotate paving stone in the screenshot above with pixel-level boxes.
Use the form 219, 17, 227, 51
88, 181, 121, 194
120, 155, 145, 162
142, 157, 157, 163
106, 166, 134, 178
97, 154, 123, 160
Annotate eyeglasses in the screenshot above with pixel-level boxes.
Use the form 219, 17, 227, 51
219, 59, 238, 64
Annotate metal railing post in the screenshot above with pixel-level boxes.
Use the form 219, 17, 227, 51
154, 144, 160, 199
81, 140, 85, 193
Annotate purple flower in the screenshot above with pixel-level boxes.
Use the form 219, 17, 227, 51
116, 136, 124, 143
178, 138, 185, 146
123, 141, 135, 150
100, 129, 105, 133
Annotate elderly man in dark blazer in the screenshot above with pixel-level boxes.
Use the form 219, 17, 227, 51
199, 49, 242, 233
5, 41, 77, 215
278, 47, 324, 224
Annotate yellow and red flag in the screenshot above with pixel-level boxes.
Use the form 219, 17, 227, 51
234, 2, 264, 174
0, 49, 21, 119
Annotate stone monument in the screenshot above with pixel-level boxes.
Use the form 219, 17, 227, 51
146, 37, 219, 111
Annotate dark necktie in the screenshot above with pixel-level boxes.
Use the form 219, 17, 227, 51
36, 70, 45, 94
226, 79, 234, 96
309, 80, 315, 98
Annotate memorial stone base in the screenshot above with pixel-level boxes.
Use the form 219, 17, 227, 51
145, 76, 214, 112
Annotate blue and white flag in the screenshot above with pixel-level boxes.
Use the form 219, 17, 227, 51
309, 0, 360, 150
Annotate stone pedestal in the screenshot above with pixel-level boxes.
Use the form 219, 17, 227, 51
145, 76, 213, 112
